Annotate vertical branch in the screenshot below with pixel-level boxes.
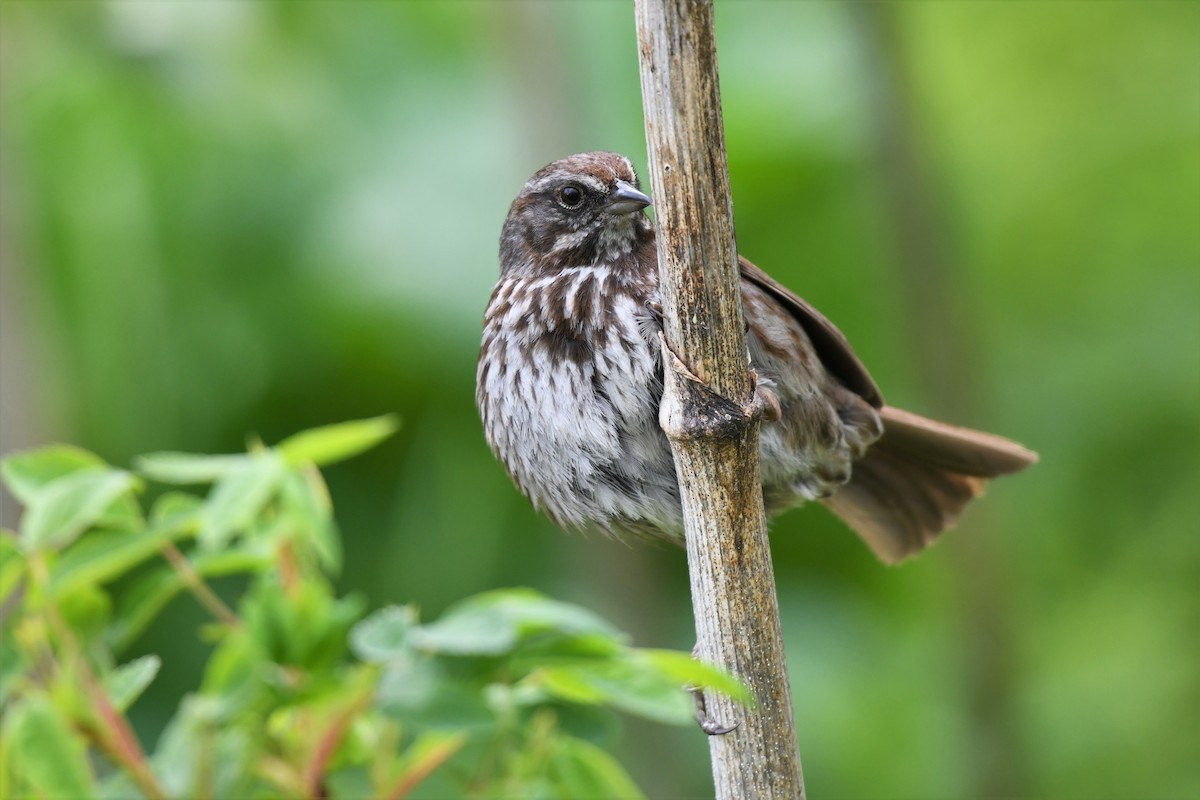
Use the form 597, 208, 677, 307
634, 1, 805, 797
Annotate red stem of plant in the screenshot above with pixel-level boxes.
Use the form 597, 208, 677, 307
30, 555, 169, 800
384, 737, 466, 800
304, 687, 376, 800
161, 542, 241, 628
90, 686, 169, 800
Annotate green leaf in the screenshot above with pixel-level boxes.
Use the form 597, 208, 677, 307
51, 523, 191, 599
583, 662, 693, 724
2, 446, 143, 537
108, 548, 272, 652
549, 735, 645, 800
478, 588, 624, 639
506, 632, 625, 670
388, 731, 467, 796
351, 605, 417, 663
96, 773, 146, 800
276, 414, 400, 467
410, 605, 516, 656
638, 649, 753, 703
242, 573, 363, 669
21, 468, 139, 552
104, 655, 161, 712
151, 695, 217, 798
58, 582, 113, 647
0, 620, 28, 708
0, 532, 23, 601
149, 491, 203, 525
153, 700, 259, 796
96, 491, 144, 533
326, 768, 373, 800
375, 659, 440, 714
410, 588, 623, 656
544, 701, 622, 745
535, 667, 609, 705
197, 453, 284, 551
376, 661, 494, 729
200, 631, 266, 718
134, 451, 249, 485
108, 566, 182, 653
1, 444, 106, 504
532, 659, 697, 725
3, 694, 96, 799
279, 468, 341, 572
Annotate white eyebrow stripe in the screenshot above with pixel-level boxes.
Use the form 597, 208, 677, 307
527, 173, 608, 195
578, 176, 606, 193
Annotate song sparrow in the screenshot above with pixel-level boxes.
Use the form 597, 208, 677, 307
477, 152, 1036, 563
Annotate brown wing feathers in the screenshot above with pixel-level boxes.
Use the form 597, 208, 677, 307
739, 256, 884, 408
738, 255, 1038, 563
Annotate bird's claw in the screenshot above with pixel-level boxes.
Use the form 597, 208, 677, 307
688, 684, 738, 736
687, 643, 738, 736
750, 370, 782, 423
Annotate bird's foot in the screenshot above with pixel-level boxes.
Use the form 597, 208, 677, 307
688, 643, 738, 736
750, 369, 782, 423
688, 684, 739, 736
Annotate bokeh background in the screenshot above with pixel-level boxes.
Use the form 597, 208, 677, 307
2, 1, 1197, 798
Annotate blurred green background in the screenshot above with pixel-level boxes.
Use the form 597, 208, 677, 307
2, 1, 1197, 798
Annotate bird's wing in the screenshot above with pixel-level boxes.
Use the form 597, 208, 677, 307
738, 255, 884, 408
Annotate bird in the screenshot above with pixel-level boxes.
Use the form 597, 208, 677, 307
476, 151, 1036, 564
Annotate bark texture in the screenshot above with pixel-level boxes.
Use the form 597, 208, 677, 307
634, 1, 805, 797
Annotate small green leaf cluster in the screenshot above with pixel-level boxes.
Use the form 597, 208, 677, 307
0, 417, 743, 799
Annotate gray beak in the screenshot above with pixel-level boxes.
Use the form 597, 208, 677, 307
605, 179, 652, 215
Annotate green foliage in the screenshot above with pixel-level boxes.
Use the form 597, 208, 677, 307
0, 420, 739, 799
3, 694, 96, 799
4, 2, 1197, 797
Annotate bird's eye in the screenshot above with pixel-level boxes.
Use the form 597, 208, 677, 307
558, 184, 585, 209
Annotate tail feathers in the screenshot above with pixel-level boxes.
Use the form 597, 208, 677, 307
823, 406, 1037, 564
875, 406, 1039, 477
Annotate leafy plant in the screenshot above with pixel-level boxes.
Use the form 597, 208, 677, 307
0, 417, 744, 799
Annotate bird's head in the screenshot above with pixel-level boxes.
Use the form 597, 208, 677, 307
500, 152, 653, 275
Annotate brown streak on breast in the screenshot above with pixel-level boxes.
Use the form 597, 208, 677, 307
539, 327, 593, 365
